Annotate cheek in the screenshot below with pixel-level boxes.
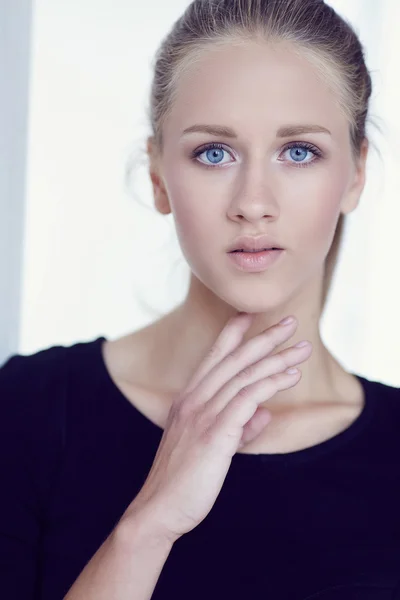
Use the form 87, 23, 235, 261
310, 200, 339, 248
289, 170, 348, 251
165, 186, 211, 263
165, 159, 349, 268
163, 168, 216, 251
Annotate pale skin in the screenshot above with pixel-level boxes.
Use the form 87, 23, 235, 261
102, 40, 369, 454
65, 40, 372, 597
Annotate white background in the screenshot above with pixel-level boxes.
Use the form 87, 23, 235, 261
2, 0, 400, 386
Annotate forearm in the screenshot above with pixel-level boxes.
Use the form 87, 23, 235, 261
63, 507, 174, 600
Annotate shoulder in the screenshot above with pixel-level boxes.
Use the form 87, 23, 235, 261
0, 343, 78, 475
0, 337, 104, 435
0, 335, 112, 386
0, 342, 70, 422
0, 341, 68, 390
361, 375, 400, 430
365, 375, 400, 402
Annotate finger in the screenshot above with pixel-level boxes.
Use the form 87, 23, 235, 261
215, 368, 302, 445
187, 318, 298, 410
203, 339, 311, 418
183, 312, 254, 395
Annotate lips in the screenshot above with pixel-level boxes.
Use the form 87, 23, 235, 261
227, 235, 283, 253
228, 247, 284, 272
231, 248, 280, 253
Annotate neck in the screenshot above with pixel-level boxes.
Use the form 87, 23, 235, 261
151, 272, 349, 409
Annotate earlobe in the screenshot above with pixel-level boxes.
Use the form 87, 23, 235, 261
150, 171, 172, 215
147, 137, 172, 215
155, 195, 172, 215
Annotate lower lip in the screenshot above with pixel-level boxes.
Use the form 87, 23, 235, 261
227, 249, 284, 272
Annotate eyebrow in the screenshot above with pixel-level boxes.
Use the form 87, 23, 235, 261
181, 124, 331, 138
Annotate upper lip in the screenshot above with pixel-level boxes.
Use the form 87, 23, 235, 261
227, 234, 284, 252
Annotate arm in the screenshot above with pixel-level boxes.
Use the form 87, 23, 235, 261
0, 351, 174, 600
63, 503, 175, 600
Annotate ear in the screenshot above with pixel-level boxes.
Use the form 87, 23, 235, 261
147, 137, 171, 215
340, 137, 369, 215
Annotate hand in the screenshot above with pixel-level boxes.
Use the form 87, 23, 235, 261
124, 313, 312, 544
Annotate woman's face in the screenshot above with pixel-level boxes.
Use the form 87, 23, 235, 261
151, 42, 368, 312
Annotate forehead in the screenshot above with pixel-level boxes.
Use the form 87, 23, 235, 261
165, 42, 347, 142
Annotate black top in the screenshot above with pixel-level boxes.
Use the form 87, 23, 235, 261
1, 336, 400, 599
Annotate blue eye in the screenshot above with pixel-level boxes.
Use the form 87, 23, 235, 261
191, 141, 323, 169
282, 142, 323, 166
191, 143, 232, 168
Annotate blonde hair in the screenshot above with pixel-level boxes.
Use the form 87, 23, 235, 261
128, 0, 381, 315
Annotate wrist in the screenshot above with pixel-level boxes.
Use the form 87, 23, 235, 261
116, 500, 179, 550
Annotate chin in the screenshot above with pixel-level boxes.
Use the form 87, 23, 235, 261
191, 265, 284, 314
218, 289, 281, 315
233, 302, 277, 314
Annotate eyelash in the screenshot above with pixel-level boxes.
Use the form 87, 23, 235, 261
190, 141, 323, 170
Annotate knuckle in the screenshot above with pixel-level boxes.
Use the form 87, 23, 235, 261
275, 353, 291, 371
267, 372, 280, 384
206, 343, 223, 362
200, 423, 216, 446
225, 348, 240, 362
237, 384, 251, 399
229, 395, 246, 411
191, 412, 203, 432
173, 396, 193, 421
236, 363, 255, 381
192, 405, 211, 430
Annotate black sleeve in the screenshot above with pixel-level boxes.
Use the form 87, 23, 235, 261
0, 347, 66, 599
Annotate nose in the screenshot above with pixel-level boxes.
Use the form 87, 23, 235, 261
227, 178, 280, 224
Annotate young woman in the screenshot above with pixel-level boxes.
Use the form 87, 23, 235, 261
1, 0, 399, 598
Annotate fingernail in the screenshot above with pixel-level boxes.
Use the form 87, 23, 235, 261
279, 316, 294, 326
295, 340, 309, 348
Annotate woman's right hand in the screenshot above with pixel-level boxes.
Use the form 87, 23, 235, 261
123, 312, 312, 544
